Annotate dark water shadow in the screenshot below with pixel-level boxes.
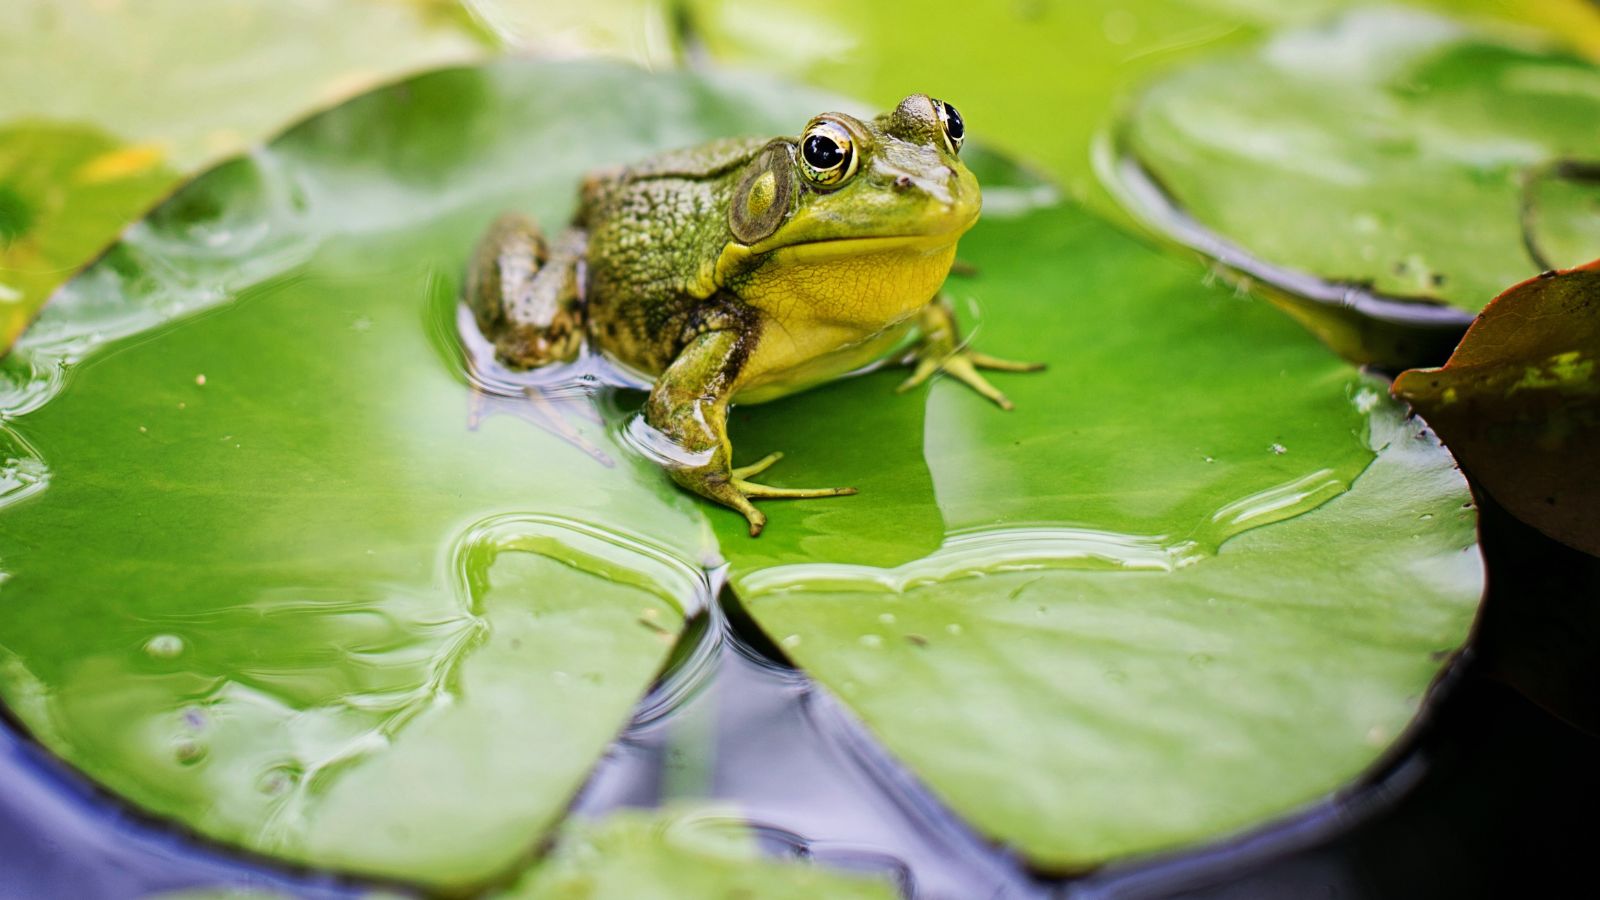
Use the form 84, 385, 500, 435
0, 721, 366, 900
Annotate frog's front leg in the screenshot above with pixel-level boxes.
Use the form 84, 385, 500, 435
898, 295, 1045, 410
646, 328, 855, 537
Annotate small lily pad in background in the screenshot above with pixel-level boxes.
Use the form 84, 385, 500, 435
1114, 8, 1600, 367
1522, 160, 1600, 273
715, 159, 1483, 869
1394, 261, 1600, 557
504, 809, 897, 899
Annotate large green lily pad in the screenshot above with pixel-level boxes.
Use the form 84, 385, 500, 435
0, 61, 852, 888
714, 156, 1483, 869
1115, 8, 1600, 364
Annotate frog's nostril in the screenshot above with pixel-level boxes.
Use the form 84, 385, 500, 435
893, 175, 913, 192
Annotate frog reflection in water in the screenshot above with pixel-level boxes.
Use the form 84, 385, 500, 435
467, 95, 1041, 535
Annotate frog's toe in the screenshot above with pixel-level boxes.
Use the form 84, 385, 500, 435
732, 481, 855, 538
717, 482, 770, 536
731, 451, 784, 480
896, 355, 942, 394
730, 453, 856, 502
669, 453, 853, 536
735, 479, 858, 500
968, 351, 1046, 373
944, 354, 1016, 411
899, 348, 1043, 410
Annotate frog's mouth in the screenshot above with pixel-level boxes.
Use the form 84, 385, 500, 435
767, 232, 965, 264
713, 205, 978, 284
748, 203, 981, 262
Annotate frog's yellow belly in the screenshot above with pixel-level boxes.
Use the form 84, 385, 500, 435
733, 317, 917, 404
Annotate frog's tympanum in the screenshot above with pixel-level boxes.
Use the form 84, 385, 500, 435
467, 95, 1041, 535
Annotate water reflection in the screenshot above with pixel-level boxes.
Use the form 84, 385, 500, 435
738, 524, 1205, 596
570, 590, 1049, 900
0, 425, 49, 510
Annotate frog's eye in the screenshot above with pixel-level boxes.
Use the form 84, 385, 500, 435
798, 120, 857, 188
933, 99, 965, 155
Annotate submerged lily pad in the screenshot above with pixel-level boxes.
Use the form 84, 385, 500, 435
505, 809, 897, 899
1394, 261, 1600, 557
714, 159, 1483, 869
0, 61, 851, 888
1115, 8, 1600, 366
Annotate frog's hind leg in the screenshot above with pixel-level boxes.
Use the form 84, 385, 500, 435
898, 295, 1045, 410
466, 213, 586, 368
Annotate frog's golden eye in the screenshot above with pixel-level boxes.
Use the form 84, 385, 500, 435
798, 120, 857, 188
933, 99, 965, 155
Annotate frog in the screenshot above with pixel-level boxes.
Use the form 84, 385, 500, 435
466, 94, 1041, 536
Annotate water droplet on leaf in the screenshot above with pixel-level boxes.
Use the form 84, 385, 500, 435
143, 634, 184, 658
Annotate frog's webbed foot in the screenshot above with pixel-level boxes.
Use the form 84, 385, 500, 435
898, 298, 1044, 410
728, 453, 857, 536
734, 452, 855, 501
730, 451, 784, 481
676, 453, 856, 537
897, 350, 1044, 411
648, 329, 857, 537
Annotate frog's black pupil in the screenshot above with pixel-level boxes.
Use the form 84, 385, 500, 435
943, 103, 965, 140
804, 134, 844, 170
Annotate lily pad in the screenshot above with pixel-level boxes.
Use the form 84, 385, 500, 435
1394, 261, 1600, 556
1114, 8, 1600, 365
0, 61, 853, 888
0, 0, 495, 349
714, 160, 1483, 869
0, 122, 178, 350
504, 809, 898, 899
1523, 160, 1600, 273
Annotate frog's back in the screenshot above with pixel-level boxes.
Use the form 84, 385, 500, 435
621, 136, 768, 180
577, 136, 766, 220
580, 136, 767, 372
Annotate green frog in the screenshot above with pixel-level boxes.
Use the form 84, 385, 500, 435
467, 94, 1041, 535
